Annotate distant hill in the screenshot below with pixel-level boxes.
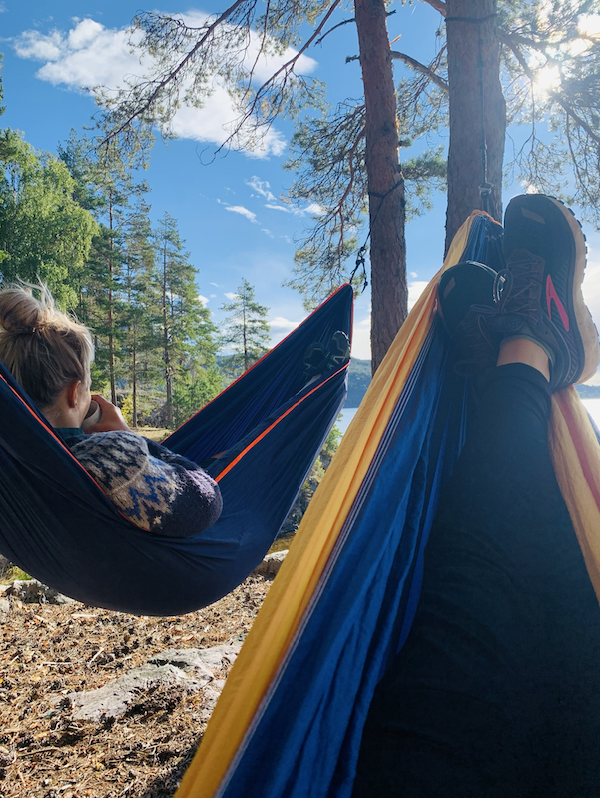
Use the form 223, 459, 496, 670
575, 384, 600, 399
346, 358, 371, 408
345, 361, 600, 407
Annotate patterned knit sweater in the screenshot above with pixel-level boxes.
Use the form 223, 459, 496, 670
59, 429, 223, 538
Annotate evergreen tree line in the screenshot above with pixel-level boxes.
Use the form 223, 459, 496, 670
0, 76, 270, 428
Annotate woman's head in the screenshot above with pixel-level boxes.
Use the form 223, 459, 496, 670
0, 284, 94, 418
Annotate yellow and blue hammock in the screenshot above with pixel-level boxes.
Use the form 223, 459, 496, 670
0, 285, 352, 616
175, 212, 600, 798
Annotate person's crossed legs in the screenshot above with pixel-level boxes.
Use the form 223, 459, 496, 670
352, 195, 600, 797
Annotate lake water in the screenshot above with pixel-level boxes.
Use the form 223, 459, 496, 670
582, 398, 600, 430
340, 399, 600, 437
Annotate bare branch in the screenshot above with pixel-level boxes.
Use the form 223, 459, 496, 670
390, 51, 448, 92
500, 30, 598, 53
220, 0, 343, 149
315, 17, 355, 47
419, 0, 446, 17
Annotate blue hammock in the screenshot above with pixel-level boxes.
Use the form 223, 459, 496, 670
0, 285, 352, 616
173, 214, 507, 798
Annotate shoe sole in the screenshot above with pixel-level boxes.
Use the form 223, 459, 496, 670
503, 195, 600, 387
438, 261, 498, 364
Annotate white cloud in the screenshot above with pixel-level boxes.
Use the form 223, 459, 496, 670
210, 282, 220, 287
198, 294, 209, 306
265, 201, 323, 216
269, 316, 301, 345
14, 22, 144, 88
0, 3, 7, 12
14, 29, 67, 63
226, 205, 257, 223
247, 176, 275, 201
408, 280, 428, 311
269, 316, 300, 331
262, 228, 275, 238
224, 292, 239, 300
304, 202, 324, 216
351, 315, 371, 360
11, 14, 316, 158
210, 293, 217, 298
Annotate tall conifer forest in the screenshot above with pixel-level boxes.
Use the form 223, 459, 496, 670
0, 118, 234, 428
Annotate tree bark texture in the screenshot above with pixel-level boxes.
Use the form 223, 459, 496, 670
445, 0, 506, 253
355, 0, 407, 373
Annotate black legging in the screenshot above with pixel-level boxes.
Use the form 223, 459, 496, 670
352, 363, 600, 797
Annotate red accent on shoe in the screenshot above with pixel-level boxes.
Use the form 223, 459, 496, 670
546, 275, 570, 332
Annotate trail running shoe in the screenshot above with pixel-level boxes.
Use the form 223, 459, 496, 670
499, 194, 599, 390
327, 330, 350, 371
302, 342, 328, 380
437, 260, 499, 367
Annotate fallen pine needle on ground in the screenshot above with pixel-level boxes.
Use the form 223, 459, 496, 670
0, 574, 271, 798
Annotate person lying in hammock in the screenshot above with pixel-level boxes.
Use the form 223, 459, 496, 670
0, 286, 223, 537
352, 194, 600, 796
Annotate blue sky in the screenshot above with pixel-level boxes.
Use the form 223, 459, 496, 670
2, 1, 600, 374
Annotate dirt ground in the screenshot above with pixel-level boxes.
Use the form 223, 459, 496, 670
0, 574, 271, 798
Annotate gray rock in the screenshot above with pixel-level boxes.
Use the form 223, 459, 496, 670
148, 644, 240, 672
6, 579, 75, 605
252, 550, 288, 579
67, 642, 242, 723
0, 598, 10, 613
68, 663, 211, 722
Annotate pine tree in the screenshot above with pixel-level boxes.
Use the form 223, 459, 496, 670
59, 130, 148, 402
220, 280, 271, 375
156, 212, 220, 427
122, 200, 158, 427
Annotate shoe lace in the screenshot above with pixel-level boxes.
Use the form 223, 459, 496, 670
494, 250, 544, 323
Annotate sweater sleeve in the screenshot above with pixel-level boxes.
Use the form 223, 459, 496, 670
69, 431, 223, 537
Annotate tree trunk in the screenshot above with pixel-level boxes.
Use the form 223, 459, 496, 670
445, 0, 506, 252
108, 199, 116, 404
243, 303, 249, 371
354, 0, 407, 374
162, 246, 173, 428
132, 330, 137, 429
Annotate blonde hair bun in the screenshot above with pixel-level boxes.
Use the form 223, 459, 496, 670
0, 284, 94, 411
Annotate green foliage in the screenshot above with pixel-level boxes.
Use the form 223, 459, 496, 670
172, 363, 224, 427
121, 395, 134, 426
284, 102, 446, 307
0, 131, 99, 307
322, 418, 342, 456
0, 55, 5, 120
155, 212, 221, 427
220, 279, 271, 375
1, 565, 31, 583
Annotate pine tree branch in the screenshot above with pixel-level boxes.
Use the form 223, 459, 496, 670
102, 0, 251, 146
419, 0, 446, 17
503, 37, 600, 148
223, 0, 343, 149
315, 17, 355, 46
390, 51, 448, 92
500, 30, 597, 53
